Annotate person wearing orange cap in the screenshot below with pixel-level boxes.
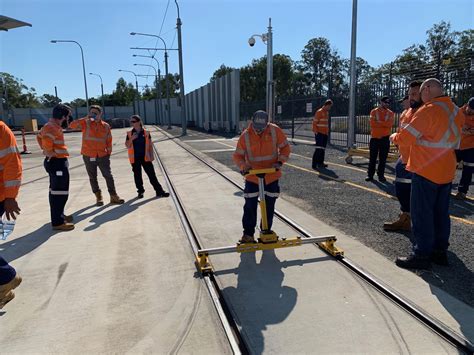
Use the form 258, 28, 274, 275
0, 120, 22, 308
233, 110, 291, 243
453, 97, 474, 200
312, 99, 333, 169
383, 81, 423, 231
390, 78, 464, 269
366, 96, 395, 182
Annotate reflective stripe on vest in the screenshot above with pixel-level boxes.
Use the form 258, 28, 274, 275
395, 177, 411, 184
375, 111, 389, 122
4, 179, 21, 187
243, 126, 278, 162
84, 120, 109, 143
414, 102, 460, 149
0, 146, 19, 158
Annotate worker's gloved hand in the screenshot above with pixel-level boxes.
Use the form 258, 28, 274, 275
240, 168, 250, 176
272, 161, 283, 170
240, 164, 251, 176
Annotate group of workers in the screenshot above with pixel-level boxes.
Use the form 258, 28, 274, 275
234, 78, 472, 270
0, 104, 168, 308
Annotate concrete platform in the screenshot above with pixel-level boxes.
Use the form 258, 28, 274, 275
1, 128, 231, 354
155, 129, 473, 354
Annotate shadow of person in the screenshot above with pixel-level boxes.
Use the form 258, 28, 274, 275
315, 166, 339, 180
221, 250, 297, 354
83, 197, 156, 231
420, 251, 474, 345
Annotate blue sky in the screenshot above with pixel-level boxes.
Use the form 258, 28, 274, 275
1, 0, 473, 102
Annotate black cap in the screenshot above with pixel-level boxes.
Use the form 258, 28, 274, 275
398, 95, 409, 103
468, 97, 474, 110
381, 96, 390, 103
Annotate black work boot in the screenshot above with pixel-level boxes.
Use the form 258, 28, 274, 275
395, 254, 430, 269
430, 250, 449, 266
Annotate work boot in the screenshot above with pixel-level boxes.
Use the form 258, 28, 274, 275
156, 190, 170, 198
383, 212, 411, 231
239, 234, 255, 243
110, 194, 125, 204
53, 223, 75, 231
63, 214, 74, 223
395, 254, 430, 270
95, 191, 104, 206
0, 275, 22, 299
0, 291, 15, 309
365, 176, 374, 182
378, 176, 387, 183
453, 191, 467, 200
430, 250, 449, 266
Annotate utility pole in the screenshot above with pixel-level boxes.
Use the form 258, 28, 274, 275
175, 0, 187, 135
347, 0, 358, 148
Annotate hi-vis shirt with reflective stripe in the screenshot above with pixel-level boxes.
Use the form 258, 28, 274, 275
370, 107, 395, 138
69, 118, 112, 157
233, 123, 291, 185
312, 108, 329, 135
391, 96, 464, 184
0, 121, 22, 200
126, 129, 154, 164
37, 121, 69, 158
460, 104, 474, 150
397, 108, 418, 164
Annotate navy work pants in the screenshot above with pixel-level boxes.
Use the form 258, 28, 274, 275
0, 201, 16, 285
131, 157, 165, 194
394, 158, 412, 213
312, 133, 328, 167
368, 136, 390, 178
44, 158, 70, 226
458, 148, 473, 194
411, 173, 451, 257
242, 180, 279, 237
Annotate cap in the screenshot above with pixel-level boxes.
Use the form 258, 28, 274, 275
468, 97, 474, 110
252, 110, 269, 132
398, 95, 409, 103
381, 96, 390, 103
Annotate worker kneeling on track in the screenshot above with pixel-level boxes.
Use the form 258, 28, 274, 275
233, 110, 291, 243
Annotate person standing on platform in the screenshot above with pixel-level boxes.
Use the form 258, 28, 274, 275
384, 81, 422, 231
233, 110, 291, 243
312, 99, 333, 169
69, 105, 124, 206
0, 121, 23, 309
366, 96, 395, 182
125, 115, 169, 199
391, 78, 464, 269
453, 97, 474, 200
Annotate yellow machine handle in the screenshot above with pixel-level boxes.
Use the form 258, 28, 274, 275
245, 168, 277, 176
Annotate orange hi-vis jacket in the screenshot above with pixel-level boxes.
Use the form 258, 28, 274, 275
0, 121, 22, 201
312, 108, 329, 135
69, 117, 112, 157
37, 120, 69, 158
391, 96, 464, 184
233, 123, 291, 185
370, 107, 395, 138
125, 129, 154, 164
397, 107, 418, 164
460, 104, 474, 150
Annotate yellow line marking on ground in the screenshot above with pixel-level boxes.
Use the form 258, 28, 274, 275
194, 137, 474, 225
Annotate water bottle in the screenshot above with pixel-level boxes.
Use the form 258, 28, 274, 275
0, 215, 16, 240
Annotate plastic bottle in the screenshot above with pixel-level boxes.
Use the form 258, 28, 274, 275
0, 215, 16, 240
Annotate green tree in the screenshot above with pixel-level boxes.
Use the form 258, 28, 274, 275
0, 72, 41, 108
211, 64, 235, 81
299, 37, 333, 96
39, 94, 62, 108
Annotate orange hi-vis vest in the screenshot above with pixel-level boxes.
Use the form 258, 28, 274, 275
370, 107, 395, 138
391, 96, 464, 184
37, 120, 69, 158
126, 129, 154, 164
0, 121, 22, 201
69, 118, 112, 157
460, 104, 474, 150
397, 107, 418, 164
312, 108, 329, 135
233, 123, 291, 185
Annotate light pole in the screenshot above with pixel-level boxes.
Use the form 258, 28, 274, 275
51, 39, 89, 111
89, 72, 105, 118
175, 0, 187, 135
134, 63, 159, 125
118, 69, 140, 116
248, 18, 273, 122
133, 54, 163, 124
347, 0, 358, 148
130, 32, 172, 129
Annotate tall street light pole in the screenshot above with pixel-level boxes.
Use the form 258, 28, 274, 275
89, 72, 105, 118
133, 54, 163, 125
130, 32, 171, 129
118, 69, 141, 116
134, 63, 159, 125
248, 18, 274, 122
347, 0, 358, 148
175, 0, 186, 135
51, 39, 89, 111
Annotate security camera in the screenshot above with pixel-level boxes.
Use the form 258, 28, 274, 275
248, 37, 256, 47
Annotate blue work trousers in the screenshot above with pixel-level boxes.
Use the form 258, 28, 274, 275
243, 180, 279, 237
394, 158, 412, 213
312, 133, 328, 167
411, 173, 451, 257
458, 148, 473, 194
44, 158, 70, 226
0, 201, 16, 285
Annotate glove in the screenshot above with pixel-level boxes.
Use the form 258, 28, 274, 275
240, 168, 250, 176
240, 164, 251, 176
272, 161, 283, 170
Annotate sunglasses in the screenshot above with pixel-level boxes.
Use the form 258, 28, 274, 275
130, 120, 138, 123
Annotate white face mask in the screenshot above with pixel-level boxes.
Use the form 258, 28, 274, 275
252, 119, 268, 133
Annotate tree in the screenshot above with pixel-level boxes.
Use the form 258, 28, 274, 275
299, 37, 333, 96
211, 64, 235, 81
425, 21, 456, 77
39, 94, 61, 108
0, 72, 41, 108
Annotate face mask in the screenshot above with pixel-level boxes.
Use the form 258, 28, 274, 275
252, 121, 267, 134
90, 113, 97, 120
410, 101, 422, 109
